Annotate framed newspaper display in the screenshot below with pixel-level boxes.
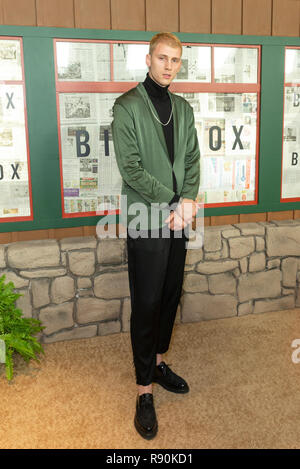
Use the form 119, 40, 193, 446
54, 39, 260, 218
281, 47, 300, 201
173, 44, 260, 206
0, 37, 33, 222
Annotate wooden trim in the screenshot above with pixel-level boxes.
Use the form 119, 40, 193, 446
1, 211, 300, 243
267, 210, 294, 221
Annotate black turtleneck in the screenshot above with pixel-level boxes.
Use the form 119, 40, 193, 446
142, 73, 180, 208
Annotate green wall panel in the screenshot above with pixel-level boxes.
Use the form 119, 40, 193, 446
0, 25, 299, 232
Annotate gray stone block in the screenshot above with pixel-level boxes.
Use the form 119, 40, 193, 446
0, 270, 29, 289
183, 273, 208, 293
266, 225, 300, 256
239, 257, 248, 274
51, 276, 75, 304
203, 227, 222, 252
233, 223, 265, 236
196, 259, 238, 274
39, 302, 74, 335
296, 286, 300, 307
181, 292, 237, 322
0, 246, 5, 268
97, 239, 125, 265
208, 272, 236, 295
94, 271, 130, 299
282, 257, 298, 287
43, 325, 97, 343
238, 270, 281, 302
267, 259, 281, 270
77, 277, 92, 289
60, 236, 97, 251
205, 240, 228, 260
253, 295, 295, 314
121, 298, 131, 332
229, 236, 255, 259
98, 321, 121, 336
255, 237, 265, 252
68, 250, 95, 276
185, 248, 203, 265
248, 252, 266, 272
16, 289, 32, 318
238, 301, 253, 316
20, 268, 67, 278
221, 227, 241, 238
7, 240, 60, 269
32, 278, 50, 308
76, 297, 120, 323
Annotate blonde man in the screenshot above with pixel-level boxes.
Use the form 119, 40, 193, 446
112, 32, 200, 440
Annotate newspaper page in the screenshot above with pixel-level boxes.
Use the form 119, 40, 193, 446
285, 49, 300, 84
214, 47, 258, 84
59, 92, 122, 214
0, 83, 31, 218
282, 86, 300, 198
180, 91, 257, 204
56, 41, 110, 82
113, 43, 148, 82
0, 39, 22, 81
175, 46, 211, 82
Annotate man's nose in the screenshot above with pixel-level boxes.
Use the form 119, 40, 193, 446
165, 59, 172, 69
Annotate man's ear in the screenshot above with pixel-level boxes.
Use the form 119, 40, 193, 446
146, 53, 151, 68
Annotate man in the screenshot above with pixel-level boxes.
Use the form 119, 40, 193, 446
112, 32, 200, 440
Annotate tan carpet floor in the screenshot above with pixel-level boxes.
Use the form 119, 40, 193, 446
1, 308, 300, 449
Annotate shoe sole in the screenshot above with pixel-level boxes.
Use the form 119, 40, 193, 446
153, 378, 190, 394
134, 415, 158, 440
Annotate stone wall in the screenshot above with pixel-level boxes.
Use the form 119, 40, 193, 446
1, 220, 300, 343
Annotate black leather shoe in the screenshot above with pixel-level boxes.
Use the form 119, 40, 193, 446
153, 362, 189, 394
134, 393, 158, 440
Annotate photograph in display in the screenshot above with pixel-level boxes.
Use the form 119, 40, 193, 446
214, 47, 258, 83
0, 83, 31, 218
59, 92, 122, 215
0, 39, 22, 81
282, 86, 300, 198
285, 48, 300, 84
56, 41, 110, 82
175, 46, 211, 82
113, 43, 148, 82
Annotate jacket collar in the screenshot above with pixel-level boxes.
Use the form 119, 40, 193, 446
136, 82, 179, 166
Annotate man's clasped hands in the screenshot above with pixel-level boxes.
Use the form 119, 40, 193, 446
165, 198, 200, 231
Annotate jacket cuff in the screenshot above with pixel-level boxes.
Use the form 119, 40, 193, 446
168, 194, 181, 211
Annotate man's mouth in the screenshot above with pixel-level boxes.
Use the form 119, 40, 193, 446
163, 74, 171, 78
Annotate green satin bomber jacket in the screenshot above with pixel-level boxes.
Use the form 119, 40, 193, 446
111, 83, 200, 230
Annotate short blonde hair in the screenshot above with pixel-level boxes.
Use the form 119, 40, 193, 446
149, 32, 182, 56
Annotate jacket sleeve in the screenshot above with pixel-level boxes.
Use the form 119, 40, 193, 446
111, 102, 176, 206
180, 106, 200, 201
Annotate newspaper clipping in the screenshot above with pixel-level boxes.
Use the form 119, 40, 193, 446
59, 92, 122, 214
113, 43, 148, 82
0, 51, 31, 220
282, 85, 300, 198
181, 92, 257, 204
56, 41, 111, 82
214, 47, 258, 84
0, 39, 22, 81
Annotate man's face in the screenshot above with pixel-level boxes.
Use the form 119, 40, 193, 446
146, 42, 182, 87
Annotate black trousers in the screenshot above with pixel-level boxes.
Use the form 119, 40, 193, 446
126, 228, 188, 386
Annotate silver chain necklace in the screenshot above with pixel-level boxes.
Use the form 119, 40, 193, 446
148, 98, 174, 126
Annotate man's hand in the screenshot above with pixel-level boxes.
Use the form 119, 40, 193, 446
177, 198, 199, 223
165, 198, 199, 230
165, 210, 188, 231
